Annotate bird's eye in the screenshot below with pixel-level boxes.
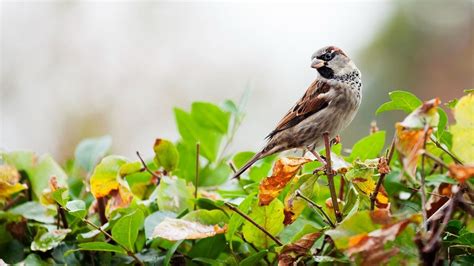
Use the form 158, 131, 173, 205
322, 52, 334, 61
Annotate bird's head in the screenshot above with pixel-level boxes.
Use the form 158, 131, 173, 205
311, 46, 358, 80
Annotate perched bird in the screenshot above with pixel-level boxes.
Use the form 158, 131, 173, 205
232, 46, 362, 179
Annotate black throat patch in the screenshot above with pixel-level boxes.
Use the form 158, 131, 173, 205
317, 66, 334, 79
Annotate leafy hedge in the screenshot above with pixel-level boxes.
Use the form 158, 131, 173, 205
0, 90, 473, 265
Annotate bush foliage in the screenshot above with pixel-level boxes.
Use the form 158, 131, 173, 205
1, 90, 473, 265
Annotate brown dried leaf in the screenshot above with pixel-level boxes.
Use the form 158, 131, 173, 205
426, 183, 452, 218
259, 157, 312, 206
347, 214, 421, 256
449, 164, 474, 183
278, 232, 321, 266
377, 157, 390, 175
151, 217, 227, 241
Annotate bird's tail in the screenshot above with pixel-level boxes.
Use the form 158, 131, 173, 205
231, 151, 264, 179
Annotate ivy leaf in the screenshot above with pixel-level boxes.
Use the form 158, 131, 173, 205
191, 102, 231, 134
348, 131, 386, 162
376, 90, 422, 114
242, 199, 285, 248
111, 209, 144, 252
451, 93, 474, 163
153, 139, 179, 172
259, 157, 312, 206
90, 156, 128, 198
74, 135, 112, 173
78, 242, 125, 254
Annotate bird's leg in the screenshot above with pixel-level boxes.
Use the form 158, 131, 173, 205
331, 135, 341, 146
307, 146, 327, 174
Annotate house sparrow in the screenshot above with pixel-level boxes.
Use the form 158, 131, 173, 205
232, 46, 362, 179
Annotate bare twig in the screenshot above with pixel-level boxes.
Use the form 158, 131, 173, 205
228, 162, 237, 174
194, 143, 200, 210
420, 125, 430, 230
423, 193, 456, 253
296, 190, 335, 228
371, 137, 395, 210
423, 151, 449, 169
323, 132, 342, 223
62, 207, 144, 266
136, 151, 162, 183
224, 202, 283, 246
430, 136, 463, 165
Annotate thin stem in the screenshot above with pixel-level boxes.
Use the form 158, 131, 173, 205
420, 125, 430, 230
63, 207, 144, 266
430, 136, 463, 165
296, 190, 335, 228
224, 202, 283, 246
423, 151, 449, 169
423, 194, 456, 253
370, 137, 395, 210
136, 151, 162, 183
228, 162, 237, 174
194, 143, 200, 210
58, 204, 68, 229
323, 132, 342, 223
339, 176, 345, 201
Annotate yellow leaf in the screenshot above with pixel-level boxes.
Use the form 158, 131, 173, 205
259, 157, 312, 206
0, 165, 27, 201
90, 156, 128, 198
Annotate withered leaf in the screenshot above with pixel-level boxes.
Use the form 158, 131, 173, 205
0, 165, 27, 201
259, 157, 312, 206
151, 217, 227, 241
448, 164, 474, 183
283, 174, 318, 225
426, 183, 452, 219
278, 232, 321, 266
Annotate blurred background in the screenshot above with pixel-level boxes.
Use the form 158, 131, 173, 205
1, 0, 473, 162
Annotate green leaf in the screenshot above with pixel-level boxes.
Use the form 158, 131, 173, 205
1, 151, 36, 174
376, 90, 422, 114
446, 99, 458, 109
242, 198, 284, 248
164, 240, 183, 266
144, 211, 177, 239
23, 253, 51, 266
74, 135, 112, 173
119, 161, 143, 177
111, 209, 144, 252
156, 176, 193, 213
232, 152, 255, 169
437, 108, 448, 139
65, 200, 87, 219
78, 242, 125, 254
153, 139, 179, 172
239, 250, 268, 266
226, 194, 255, 246
31, 228, 70, 252
188, 235, 226, 259
51, 188, 69, 207
31, 155, 68, 201
348, 131, 386, 162
191, 102, 231, 134
425, 174, 456, 186
10, 202, 55, 224
174, 108, 221, 162
182, 209, 228, 225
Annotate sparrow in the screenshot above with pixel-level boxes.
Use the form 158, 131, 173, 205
232, 46, 362, 179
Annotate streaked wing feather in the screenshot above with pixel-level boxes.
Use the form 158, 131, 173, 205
266, 79, 331, 139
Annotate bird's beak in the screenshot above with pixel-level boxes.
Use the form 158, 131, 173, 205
311, 58, 325, 69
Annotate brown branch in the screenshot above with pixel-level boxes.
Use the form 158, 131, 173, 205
136, 151, 162, 184
62, 207, 144, 266
224, 202, 283, 246
228, 162, 238, 174
370, 137, 395, 210
323, 132, 342, 223
420, 125, 430, 230
194, 143, 200, 210
97, 197, 108, 225
296, 190, 335, 228
430, 136, 463, 165
57, 204, 68, 229
423, 193, 457, 253
339, 176, 345, 201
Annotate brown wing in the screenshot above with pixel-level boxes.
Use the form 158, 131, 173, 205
266, 79, 331, 139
